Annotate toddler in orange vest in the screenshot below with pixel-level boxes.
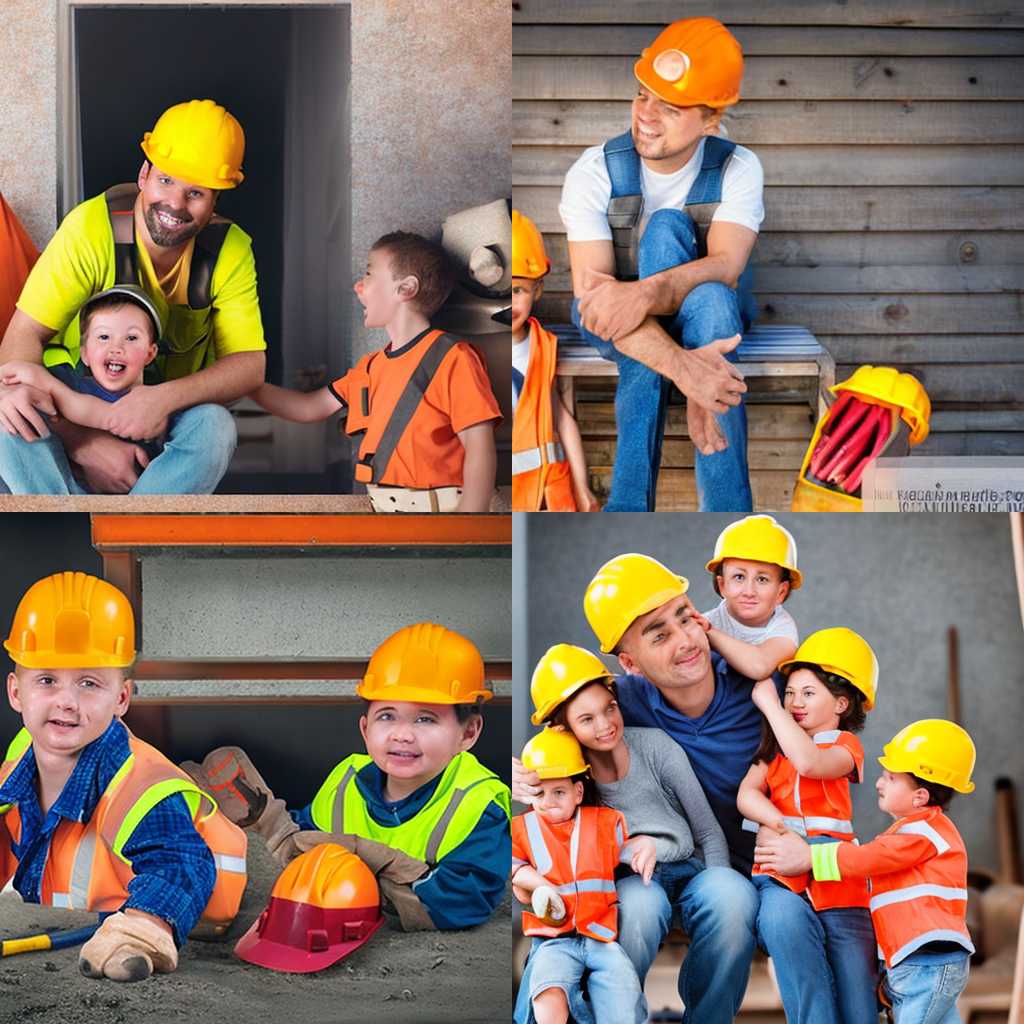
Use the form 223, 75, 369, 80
756, 719, 976, 1024
0, 572, 245, 982
252, 232, 501, 512
738, 628, 880, 1024
511, 210, 598, 512
512, 727, 651, 1024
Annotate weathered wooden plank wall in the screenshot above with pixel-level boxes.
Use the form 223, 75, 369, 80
513, 1, 1024, 462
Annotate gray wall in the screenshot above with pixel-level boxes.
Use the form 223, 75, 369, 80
515, 513, 1024, 875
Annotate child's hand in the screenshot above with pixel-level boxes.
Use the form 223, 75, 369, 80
531, 885, 566, 925
0, 361, 47, 391
751, 677, 781, 711
574, 484, 601, 512
625, 835, 657, 884
690, 609, 713, 634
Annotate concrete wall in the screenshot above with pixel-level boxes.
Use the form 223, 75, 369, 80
516, 513, 1024, 875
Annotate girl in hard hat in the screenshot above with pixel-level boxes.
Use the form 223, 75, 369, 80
515, 643, 731, 1023
755, 719, 976, 1024
512, 726, 650, 1024
737, 627, 880, 1024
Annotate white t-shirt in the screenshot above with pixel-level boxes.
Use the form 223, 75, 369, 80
559, 136, 765, 242
511, 338, 530, 415
704, 599, 799, 646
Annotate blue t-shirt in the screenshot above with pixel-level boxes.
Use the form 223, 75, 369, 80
615, 652, 784, 874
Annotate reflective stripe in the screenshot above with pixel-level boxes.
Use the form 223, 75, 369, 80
782, 816, 808, 836
614, 820, 623, 847
511, 442, 566, 476
425, 777, 491, 865
870, 884, 968, 913
554, 879, 616, 896
813, 730, 841, 744
68, 832, 96, 907
804, 816, 854, 834
888, 928, 975, 967
587, 922, 615, 940
214, 853, 247, 874
51, 892, 72, 908
524, 812, 553, 876
741, 818, 760, 833
897, 820, 950, 855
330, 766, 357, 835
569, 809, 581, 878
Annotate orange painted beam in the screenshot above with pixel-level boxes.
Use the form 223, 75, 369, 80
91, 513, 511, 548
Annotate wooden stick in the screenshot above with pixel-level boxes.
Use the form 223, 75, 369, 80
1012, 512, 1024, 633
947, 625, 961, 727
997, 777, 1024, 887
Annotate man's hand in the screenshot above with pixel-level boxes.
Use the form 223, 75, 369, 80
78, 910, 177, 983
103, 385, 172, 441
754, 829, 813, 876
66, 430, 150, 493
0, 382, 57, 441
512, 756, 541, 804
577, 270, 655, 342
0, 360, 51, 393
751, 677, 781, 712
687, 402, 727, 456
674, 336, 746, 414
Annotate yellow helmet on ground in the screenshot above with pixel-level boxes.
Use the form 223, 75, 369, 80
530, 644, 614, 726
705, 515, 802, 592
778, 627, 878, 710
521, 728, 589, 779
879, 719, 976, 794
584, 553, 688, 654
141, 99, 245, 190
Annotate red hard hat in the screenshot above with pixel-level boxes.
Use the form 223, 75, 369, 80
234, 843, 383, 973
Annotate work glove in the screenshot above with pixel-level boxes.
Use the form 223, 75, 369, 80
530, 885, 566, 927
79, 912, 177, 983
180, 746, 299, 863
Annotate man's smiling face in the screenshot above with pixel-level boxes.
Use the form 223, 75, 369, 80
616, 592, 712, 692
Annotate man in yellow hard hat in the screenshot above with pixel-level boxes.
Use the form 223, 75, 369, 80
0, 99, 267, 494
556, 17, 761, 511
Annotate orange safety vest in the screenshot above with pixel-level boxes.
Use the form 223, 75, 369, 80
0, 193, 39, 340
868, 807, 972, 967
0, 728, 246, 930
512, 318, 577, 512
511, 805, 623, 942
752, 729, 869, 910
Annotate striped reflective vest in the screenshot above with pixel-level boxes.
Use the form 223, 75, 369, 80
511, 805, 624, 942
512, 317, 577, 512
0, 728, 246, 929
309, 752, 511, 865
752, 729, 869, 910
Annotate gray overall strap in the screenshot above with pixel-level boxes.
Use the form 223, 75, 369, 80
684, 136, 736, 257
358, 331, 462, 485
187, 218, 231, 310
603, 130, 644, 281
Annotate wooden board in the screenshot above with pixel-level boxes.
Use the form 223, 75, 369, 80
586, 466, 797, 511
585, 437, 808, 470
576, 400, 814, 437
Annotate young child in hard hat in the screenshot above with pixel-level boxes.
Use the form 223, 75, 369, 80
251, 232, 501, 512
511, 209, 598, 512
695, 514, 800, 680
513, 726, 649, 1024
738, 628, 880, 1024
755, 719, 976, 1023
185, 622, 511, 931
0, 285, 165, 457
0, 571, 246, 982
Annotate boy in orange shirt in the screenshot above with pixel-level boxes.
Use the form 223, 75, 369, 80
253, 232, 501, 512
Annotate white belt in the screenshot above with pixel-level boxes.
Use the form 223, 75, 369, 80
366, 484, 462, 513
512, 441, 566, 476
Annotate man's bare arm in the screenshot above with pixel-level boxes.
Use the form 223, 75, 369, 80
159, 350, 267, 412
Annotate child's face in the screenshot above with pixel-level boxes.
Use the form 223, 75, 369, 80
783, 668, 847, 736
8, 666, 131, 760
563, 681, 623, 753
531, 777, 584, 824
511, 277, 542, 336
81, 305, 157, 392
717, 558, 789, 626
354, 248, 416, 329
876, 769, 929, 819
359, 701, 480, 791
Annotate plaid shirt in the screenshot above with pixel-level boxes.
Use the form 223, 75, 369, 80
0, 718, 215, 946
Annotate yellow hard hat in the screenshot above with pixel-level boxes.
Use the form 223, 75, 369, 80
831, 366, 931, 446
705, 515, 802, 592
584, 553, 688, 654
141, 99, 245, 190
521, 727, 589, 780
879, 719, 976, 794
634, 18, 744, 109
4, 571, 135, 669
530, 644, 614, 726
779, 627, 878, 710
512, 209, 549, 280
357, 623, 492, 705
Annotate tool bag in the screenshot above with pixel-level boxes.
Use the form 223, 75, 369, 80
792, 366, 930, 512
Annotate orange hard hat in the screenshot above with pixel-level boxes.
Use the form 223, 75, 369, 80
634, 18, 744, 109
234, 844, 384, 973
4, 571, 135, 669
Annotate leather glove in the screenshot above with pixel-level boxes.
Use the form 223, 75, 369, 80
531, 885, 566, 927
79, 912, 177, 983
181, 746, 299, 862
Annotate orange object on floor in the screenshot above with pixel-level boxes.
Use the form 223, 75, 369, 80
0, 194, 39, 339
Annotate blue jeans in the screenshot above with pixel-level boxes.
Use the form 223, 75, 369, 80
0, 403, 237, 494
753, 875, 879, 1024
882, 950, 969, 1024
528, 934, 645, 1024
571, 208, 753, 511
